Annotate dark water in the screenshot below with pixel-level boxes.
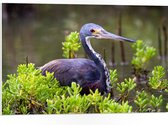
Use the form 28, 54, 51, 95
2, 4, 168, 111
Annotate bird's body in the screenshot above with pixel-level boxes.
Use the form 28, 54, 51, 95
40, 23, 135, 94
40, 58, 106, 94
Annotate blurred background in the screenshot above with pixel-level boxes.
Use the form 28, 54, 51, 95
2, 4, 168, 82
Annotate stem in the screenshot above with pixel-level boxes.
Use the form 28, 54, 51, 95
25, 56, 29, 68
118, 12, 126, 65
162, 24, 167, 58
158, 27, 162, 58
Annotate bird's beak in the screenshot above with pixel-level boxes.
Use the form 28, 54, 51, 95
97, 30, 136, 43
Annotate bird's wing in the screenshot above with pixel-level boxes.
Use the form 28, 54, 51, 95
40, 59, 73, 82
40, 59, 72, 73
39, 59, 100, 87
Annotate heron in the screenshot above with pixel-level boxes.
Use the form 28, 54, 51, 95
40, 23, 135, 94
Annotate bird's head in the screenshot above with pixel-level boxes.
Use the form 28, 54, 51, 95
80, 23, 136, 42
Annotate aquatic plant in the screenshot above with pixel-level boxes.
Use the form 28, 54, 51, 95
134, 90, 149, 112
117, 78, 136, 94
150, 95, 163, 111
134, 90, 163, 112
149, 66, 168, 90
2, 64, 132, 114
109, 69, 118, 88
131, 40, 156, 84
116, 78, 136, 101
2, 63, 66, 114
62, 31, 81, 58
131, 40, 156, 70
46, 82, 91, 114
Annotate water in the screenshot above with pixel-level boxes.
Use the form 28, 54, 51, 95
2, 4, 168, 111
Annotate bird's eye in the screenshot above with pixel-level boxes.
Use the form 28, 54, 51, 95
90, 29, 95, 33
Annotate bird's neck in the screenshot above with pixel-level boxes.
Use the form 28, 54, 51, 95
81, 36, 111, 92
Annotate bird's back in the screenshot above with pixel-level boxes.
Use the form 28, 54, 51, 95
40, 58, 101, 92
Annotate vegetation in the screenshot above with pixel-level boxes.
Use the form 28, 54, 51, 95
149, 66, 168, 91
2, 64, 66, 114
2, 64, 132, 114
134, 91, 163, 112
131, 40, 156, 70
2, 32, 168, 114
131, 40, 156, 84
62, 31, 81, 58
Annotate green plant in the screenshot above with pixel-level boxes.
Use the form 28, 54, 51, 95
131, 40, 156, 70
131, 40, 157, 85
149, 66, 168, 90
2, 63, 66, 114
134, 90, 163, 112
117, 78, 136, 94
99, 98, 132, 113
46, 82, 91, 114
62, 31, 81, 58
134, 90, 149, 112
150, 95, 163, 111
46, 84, 133, 114
109, 69, 118, 88
116, 78, 136, 101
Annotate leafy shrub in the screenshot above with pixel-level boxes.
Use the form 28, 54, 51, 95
131, 40, 157, 85
134, 90, 149, 112
2, 64, 133, 114
149, 66, 168, 90
134, 91, 163, 112
116, 78, 136, 102
62, 31, 81, 58
150, 95, 163, 111
131, 40, 156, 70
2, 63, 66, 114
109, 69, 118, 88
99, 99, 132, 113
46, 83, 91, 114
117, 78, 136, 94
